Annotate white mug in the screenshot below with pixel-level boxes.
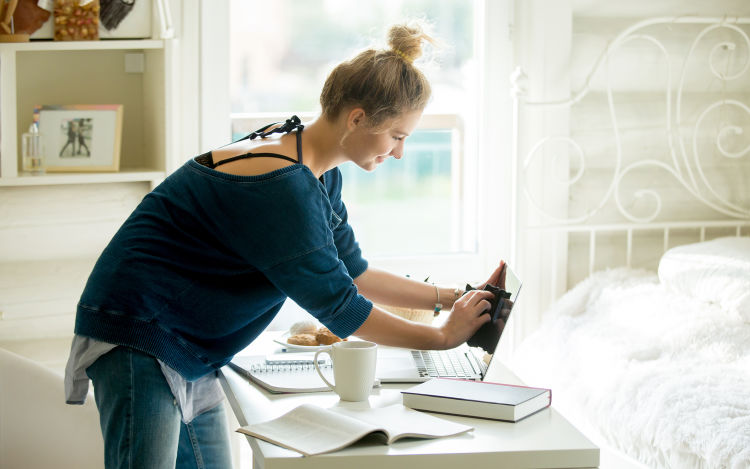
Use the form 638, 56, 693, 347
314, 340, 377, 401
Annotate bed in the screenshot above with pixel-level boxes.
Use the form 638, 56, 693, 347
512, 239, 750, 468
507, 15, 750, 469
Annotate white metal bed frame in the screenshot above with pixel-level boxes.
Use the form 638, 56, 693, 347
509, 16, 750, 469
512, 16, 750, 278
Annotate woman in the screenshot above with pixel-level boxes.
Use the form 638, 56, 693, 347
76, 118, 91, 156
65, 22, 504, 468
59, 119, 77, 157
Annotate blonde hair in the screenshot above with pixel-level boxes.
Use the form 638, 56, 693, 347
320, 22, 435, 129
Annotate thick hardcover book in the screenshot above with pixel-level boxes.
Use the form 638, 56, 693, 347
401, 378, 551, 422
237, 403, 473, 456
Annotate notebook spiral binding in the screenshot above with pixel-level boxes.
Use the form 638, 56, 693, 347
249, 360, 332, 373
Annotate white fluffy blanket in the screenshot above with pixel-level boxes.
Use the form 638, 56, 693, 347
511, 268, 750, 469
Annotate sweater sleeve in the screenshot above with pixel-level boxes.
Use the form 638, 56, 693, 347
261, 242, 373, 338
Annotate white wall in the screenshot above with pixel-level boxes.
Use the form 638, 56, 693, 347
0, 183, 150, 341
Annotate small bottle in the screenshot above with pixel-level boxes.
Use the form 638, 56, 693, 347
22, 123, 45, 174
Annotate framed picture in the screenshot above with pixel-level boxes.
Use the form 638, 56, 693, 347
35, 104, 123, 172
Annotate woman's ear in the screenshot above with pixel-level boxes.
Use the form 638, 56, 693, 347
346, 108, 367, 130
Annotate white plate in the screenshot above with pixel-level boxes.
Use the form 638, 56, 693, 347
273, 332, 330, 352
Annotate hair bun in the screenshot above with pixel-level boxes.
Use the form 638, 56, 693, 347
319, 21, 434, 126
387, 21, 435, 63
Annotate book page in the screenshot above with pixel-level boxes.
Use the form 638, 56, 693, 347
331, 404, 474, 443
237, 403, 380, 456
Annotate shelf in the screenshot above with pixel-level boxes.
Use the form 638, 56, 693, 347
1, 41, 169, 183
0, 169, 165, 186
3, 39, 164, 52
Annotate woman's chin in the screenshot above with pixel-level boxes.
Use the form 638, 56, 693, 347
356, 161, 379, 172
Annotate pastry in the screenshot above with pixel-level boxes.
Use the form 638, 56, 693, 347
286, 333, 317, 346
315, 327, 342, 345
289, 320, 318, 336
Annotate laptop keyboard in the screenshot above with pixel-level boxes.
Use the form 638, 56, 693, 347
411, 349, 480, 379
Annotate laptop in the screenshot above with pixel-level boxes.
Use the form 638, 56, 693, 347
230, 265, 522, 391
376, 264, 521, 383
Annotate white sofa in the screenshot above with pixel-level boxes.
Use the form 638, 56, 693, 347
0, 347, 104, 469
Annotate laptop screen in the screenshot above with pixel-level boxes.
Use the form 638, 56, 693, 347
466, 265, 522, 356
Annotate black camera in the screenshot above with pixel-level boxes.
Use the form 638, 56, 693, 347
465, 283, 511, 322
465, 283, 511, 354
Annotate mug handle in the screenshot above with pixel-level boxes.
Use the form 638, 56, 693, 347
313, 348, 335, 392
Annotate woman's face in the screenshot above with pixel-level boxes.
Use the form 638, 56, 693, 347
346, 109, 423, 172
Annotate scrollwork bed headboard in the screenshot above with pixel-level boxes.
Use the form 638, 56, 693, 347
512, 16, 750, 276
507, 16, 750, 342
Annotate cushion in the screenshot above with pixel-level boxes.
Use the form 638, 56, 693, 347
658, 236, 750, 322
0, 348, 103, 469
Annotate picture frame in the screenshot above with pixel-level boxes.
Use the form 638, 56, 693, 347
35, 104, 123, 172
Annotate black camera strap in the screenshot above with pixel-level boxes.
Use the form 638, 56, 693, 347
199, 116, 305, 169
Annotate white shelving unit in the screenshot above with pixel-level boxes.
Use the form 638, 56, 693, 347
0, 33, 176, 341
0, 39, 170, 187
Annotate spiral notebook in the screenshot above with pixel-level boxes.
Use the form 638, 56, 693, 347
229, 353, 381, 393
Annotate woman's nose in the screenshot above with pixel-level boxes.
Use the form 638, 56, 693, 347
391, 141, 404, 159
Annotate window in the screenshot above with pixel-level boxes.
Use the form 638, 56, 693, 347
229, 0, 478, 258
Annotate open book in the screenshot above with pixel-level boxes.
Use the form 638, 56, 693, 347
237, 403, 473, 456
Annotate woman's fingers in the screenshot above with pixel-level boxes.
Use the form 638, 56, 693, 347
457, 288, 487, 305
481, 259, 507, 289
442, 291, 491, 348
490, 262, 503, 285
458, 289, 493, 315
474, 300, 492, 324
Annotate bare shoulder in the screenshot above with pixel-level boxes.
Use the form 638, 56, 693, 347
210, 133, 299, 176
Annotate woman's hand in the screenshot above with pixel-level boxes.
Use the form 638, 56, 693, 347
474, 260, 507, 290
351, 261, 508, 350
438, 289, 494, 349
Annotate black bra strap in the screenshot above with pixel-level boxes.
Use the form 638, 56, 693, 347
212, 152, 299, 167
207, 116, 305, 169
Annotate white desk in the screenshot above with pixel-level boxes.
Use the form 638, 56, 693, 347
220, 332, 599, 469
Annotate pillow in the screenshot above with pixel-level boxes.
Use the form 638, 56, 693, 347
658, 236, 750, 322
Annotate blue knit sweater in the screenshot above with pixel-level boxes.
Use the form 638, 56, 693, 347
75, 157, 373, 380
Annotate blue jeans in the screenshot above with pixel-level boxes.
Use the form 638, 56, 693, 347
86, 347, 233, 469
